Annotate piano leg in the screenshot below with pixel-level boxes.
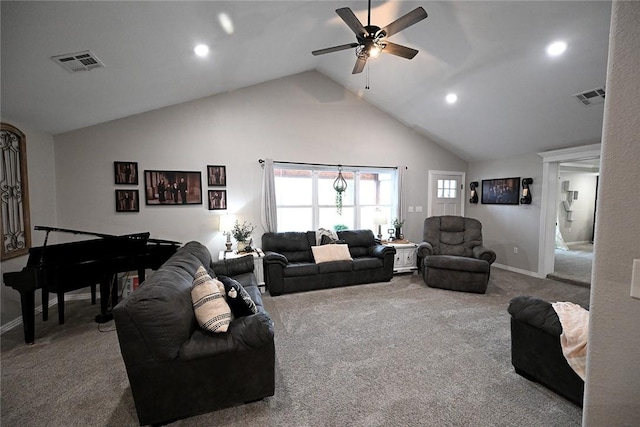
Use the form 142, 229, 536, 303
20, 290, 36, 344
96, 275, 114, 323
91, 284, 96, 305
42, 288, 49, 321
57, 292, 65, 324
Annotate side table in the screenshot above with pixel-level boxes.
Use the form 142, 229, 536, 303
218, 249, 265, 293
383, 241, 418, 274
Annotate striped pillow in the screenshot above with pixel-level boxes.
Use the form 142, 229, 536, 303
191, 266, 231, 333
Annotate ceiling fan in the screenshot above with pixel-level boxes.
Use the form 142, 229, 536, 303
312, 0, 428, 74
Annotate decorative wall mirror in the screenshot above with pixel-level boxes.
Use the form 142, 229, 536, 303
1, 123, 32, 260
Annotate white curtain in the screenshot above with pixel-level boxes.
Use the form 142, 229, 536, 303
396, 165, 407, 224
261, 158, 278, 232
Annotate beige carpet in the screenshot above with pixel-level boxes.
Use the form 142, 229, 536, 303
548, 243, 594, 287
1, 268, 589, 426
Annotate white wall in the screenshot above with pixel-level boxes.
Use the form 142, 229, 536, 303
466, 152, 542, 274
583, 1, 640, 424
0, 118, 57, 325
557, 171, 597, 244
52, 71, 466, 256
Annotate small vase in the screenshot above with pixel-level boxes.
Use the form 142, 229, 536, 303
237, 241, 248, 252
395, 228, 402, 241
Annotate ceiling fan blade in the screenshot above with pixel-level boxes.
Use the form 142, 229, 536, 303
352, 57, 367, 74
382, 41, 419, 59
381, 7, 428, 38
312, 43, 359, 56
336, 7, 366, 37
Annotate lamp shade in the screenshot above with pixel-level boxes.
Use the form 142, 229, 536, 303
219, 214, 236, 233
374, 210, 387, 225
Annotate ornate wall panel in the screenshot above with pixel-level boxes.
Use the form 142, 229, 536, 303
1, 123, 31, 259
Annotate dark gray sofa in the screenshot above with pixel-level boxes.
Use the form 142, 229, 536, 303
262, 229, 396, 295
508, 295, 584, 406
113, 241, 275, 426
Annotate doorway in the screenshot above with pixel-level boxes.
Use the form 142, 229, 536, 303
537, 144, 601, 279
547, 161, 599, 286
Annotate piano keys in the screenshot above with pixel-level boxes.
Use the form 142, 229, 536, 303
3, 226, 180, 344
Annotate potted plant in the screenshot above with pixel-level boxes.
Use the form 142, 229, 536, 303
231, 220, 256, 252
392, 218, 405, 241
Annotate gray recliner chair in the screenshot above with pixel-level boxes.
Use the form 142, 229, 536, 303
417, 216, 496, 293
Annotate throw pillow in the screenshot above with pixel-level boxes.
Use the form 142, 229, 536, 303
191, 266, 231, 333
217, 275, 258, 317
311, 244, 353, 263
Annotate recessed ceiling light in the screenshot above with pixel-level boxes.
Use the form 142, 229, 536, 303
446, 93, 458, 104
546, 41, 567, 57
194, 44, 209, 57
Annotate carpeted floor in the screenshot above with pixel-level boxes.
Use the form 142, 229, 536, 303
1, 268, 589, 426
548, 243, 594, 287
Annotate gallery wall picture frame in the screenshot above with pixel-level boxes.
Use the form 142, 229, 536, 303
144, 170, 202, 205
481, 177, 521, 205
207, 165, 227, 187
115, 190, 140, 212
114, 161, 139, 185
208, 190, 227, 210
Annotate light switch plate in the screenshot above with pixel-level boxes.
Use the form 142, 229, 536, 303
408, 206, 414, 213
631, 259, 640, 300
416, 206, 423, 213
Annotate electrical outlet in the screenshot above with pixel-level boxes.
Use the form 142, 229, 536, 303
408, 206, 414, 213
513, 247, 518, 254
416, 206, 423, 213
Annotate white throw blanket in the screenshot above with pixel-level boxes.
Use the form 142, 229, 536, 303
551, 301, 589, 380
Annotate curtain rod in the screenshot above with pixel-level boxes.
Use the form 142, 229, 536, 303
258, 159, 399, 170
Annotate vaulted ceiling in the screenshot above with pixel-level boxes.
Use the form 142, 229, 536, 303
1, 1, 611, 162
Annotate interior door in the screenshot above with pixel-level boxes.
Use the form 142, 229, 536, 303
428, 171, 465, 217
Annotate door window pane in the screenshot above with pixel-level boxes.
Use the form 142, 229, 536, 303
437, 179, 457, 199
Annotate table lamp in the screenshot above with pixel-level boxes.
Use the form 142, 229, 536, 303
219, 214, 236, 252
374, 210, 387, 240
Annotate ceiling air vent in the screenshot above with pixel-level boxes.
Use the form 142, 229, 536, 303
51, 50, 105, 73
572, 86, 605, 106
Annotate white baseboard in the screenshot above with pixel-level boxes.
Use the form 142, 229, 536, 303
493, 263, 541, 278
0, 292, 94, 335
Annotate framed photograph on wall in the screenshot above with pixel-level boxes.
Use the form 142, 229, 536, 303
144, 170, 202, 205
115, 190, 140, 212
481, 177, 521, 205
114, 161, 139, 185
207, 165, 226, 186
208, 190, 227, 210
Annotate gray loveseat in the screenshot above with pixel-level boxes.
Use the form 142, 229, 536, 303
262, 229, 396, 295
113, 241, 275, 426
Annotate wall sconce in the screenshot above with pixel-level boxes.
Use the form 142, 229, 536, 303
469, 182, 479, 204
219, 214, 236, 252
520, 178, 533, 204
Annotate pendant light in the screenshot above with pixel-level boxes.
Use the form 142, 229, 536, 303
333, 165, 348, 215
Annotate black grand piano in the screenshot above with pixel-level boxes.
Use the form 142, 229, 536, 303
3, 226, 180, 344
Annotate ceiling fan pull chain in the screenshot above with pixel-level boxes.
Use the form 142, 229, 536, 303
365, 62, 370, 90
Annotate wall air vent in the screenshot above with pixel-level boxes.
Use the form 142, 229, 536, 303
51, 50, 105, 73
572, 86, 605, 106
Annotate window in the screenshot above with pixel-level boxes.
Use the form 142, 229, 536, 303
437, 179, 457, 199
274, 165, 396, 234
